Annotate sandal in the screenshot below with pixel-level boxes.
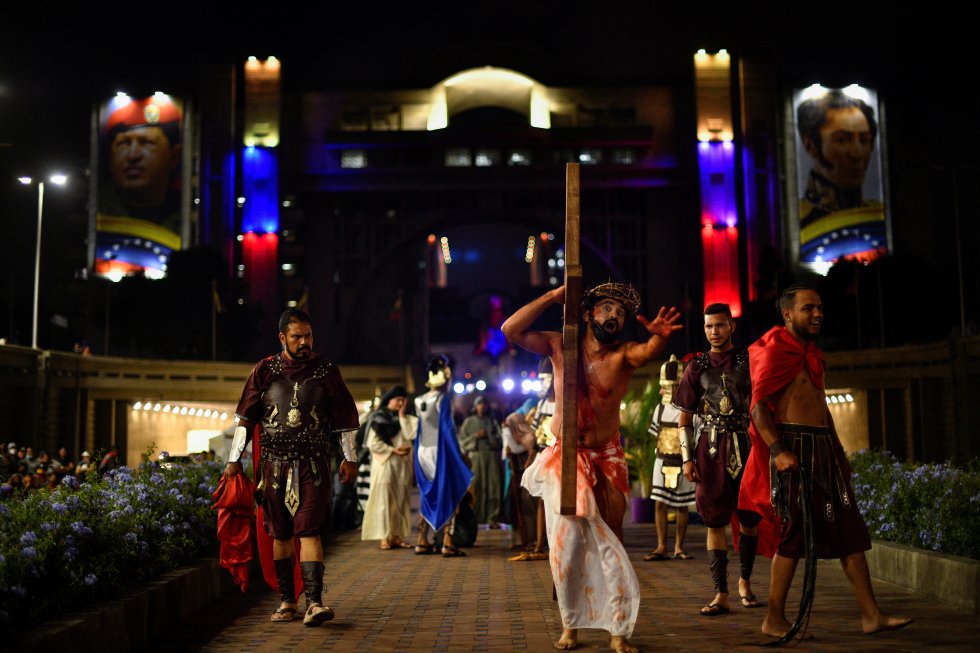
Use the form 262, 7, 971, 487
303, 603, 334, 627
441, 545, 467, 557
394, 541, 414, 549
700, 602, 730, 616
270, 606, 297, 622
508, 551, 531, 562
526, 551, 549, 561
739, 593, 761, 608
380, 541, 392, 550
414, 544, 436, 555
643, 551, 669, 561
672, 551, 694, 560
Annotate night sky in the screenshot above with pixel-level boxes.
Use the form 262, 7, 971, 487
1, 4, 975, 350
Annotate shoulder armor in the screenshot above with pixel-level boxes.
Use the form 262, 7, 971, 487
695, 351, 711, 370
735, 349, 749, 370
267, 355, 283, 376
311, 359, 335, 380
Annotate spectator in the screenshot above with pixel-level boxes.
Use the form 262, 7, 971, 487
457, 395, 503, 527
99, 445, 120, 474
76, 451, 94, 480
53, 446, 74, 473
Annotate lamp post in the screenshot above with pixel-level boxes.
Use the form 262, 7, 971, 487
19, 174, 68, 349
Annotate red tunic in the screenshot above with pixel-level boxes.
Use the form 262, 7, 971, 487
738, 326, 826, 558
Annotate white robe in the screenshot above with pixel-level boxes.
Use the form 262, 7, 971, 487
521, 435, 640, 637
360, 415, 417, 541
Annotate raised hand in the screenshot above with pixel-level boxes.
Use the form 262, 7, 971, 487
636, 306, 683, 340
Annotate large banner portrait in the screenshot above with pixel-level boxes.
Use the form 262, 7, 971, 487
94, 93, 185, 280
790, 85, 888, 270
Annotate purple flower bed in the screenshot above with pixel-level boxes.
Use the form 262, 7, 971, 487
850, 449, 980, 560
0, 457, 222, 632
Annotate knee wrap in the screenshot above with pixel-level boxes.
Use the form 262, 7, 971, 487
274, 557, 295, 604
707, 549, 729, 595
739, 534, 758, 581
301, 561, 325, 607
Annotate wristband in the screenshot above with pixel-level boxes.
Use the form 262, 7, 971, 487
339, 429, 358, 463
679, 425, 695, 463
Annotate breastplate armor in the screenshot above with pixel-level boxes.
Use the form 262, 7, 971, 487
531, 399, 555, 446
416, 390, 443, 448
696, 350, 750, 420
657, 423, 682, 456
260, 358, 331, 458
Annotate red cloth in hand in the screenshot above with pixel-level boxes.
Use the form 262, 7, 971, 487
737, 326, 825, 558
212, 473, 255, 592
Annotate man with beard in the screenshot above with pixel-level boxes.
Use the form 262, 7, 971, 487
225, 308, 360, 626
503, 282, 681, 653
361, 386, 416, 549
675, 304, 761, 615
740, 285, 911, 638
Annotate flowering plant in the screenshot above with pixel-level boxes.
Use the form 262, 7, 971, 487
621, 380, 661, 497
850, 449, 980, 560
0, 451, 222, 632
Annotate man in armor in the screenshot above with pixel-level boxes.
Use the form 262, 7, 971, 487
224, 308, 360, 625
676, 303, 761, 616
643, 354, 696, 561
505, 358, 554, 561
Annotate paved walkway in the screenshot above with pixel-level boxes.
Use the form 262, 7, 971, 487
151, 518, 977, 652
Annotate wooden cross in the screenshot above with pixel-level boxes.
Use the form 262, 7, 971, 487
560, 163, 582, 515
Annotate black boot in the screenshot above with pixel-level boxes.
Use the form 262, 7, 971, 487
271, 558, 296, 622
739, 534, 758, 582
300, 561, 333, 626
707, 548, 729, 595
737, 534, 760, 607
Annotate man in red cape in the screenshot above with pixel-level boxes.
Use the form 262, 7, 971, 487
739, 284, 910, 639
224, 308, 360, 626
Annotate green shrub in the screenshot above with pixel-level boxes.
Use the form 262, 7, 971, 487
0, 457, 222, 632
850, 450, 980, 560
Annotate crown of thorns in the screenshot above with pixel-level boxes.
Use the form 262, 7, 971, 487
582, 282, 641, 316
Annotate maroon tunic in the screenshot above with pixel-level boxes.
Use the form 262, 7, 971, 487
673, 350, 757, 529
235, 352, 359, 541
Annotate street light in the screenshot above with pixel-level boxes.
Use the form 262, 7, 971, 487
19, 173, 68, 349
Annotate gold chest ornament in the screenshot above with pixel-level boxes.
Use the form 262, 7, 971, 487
286, 382, 303, 428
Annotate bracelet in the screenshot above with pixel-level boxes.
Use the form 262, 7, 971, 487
769, 441, 788, 457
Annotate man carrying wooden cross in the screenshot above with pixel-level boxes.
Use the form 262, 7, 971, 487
502, 282, 681, 653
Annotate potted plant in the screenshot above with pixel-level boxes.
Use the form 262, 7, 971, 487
621, 378, 661, 523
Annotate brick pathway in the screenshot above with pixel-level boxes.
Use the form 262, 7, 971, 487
151, 518, 977, 652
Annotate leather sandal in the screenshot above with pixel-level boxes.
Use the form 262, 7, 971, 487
270, 606, 297, 622
303, 603, 334, 626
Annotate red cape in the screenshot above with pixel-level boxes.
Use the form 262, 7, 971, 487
737, 326, 825, 558
212, 473, 254, 592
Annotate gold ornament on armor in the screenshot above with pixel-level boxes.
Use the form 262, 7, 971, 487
286, 382, 302, 428
719, 371, 733, 416
657, 425, 682, 455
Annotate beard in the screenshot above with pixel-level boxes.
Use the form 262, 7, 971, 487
286, 343, 313, 359
590, 318, 622, 345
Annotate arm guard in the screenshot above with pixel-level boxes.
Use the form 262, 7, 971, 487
228, 425, 249, 463
679, 424, 695, 464
339, 428, 358, 463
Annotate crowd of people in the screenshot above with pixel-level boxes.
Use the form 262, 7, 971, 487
0, 444, 115, 497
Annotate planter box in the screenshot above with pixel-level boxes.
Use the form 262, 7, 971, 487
865, 540, 980, 614
15, 558, 238, 653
